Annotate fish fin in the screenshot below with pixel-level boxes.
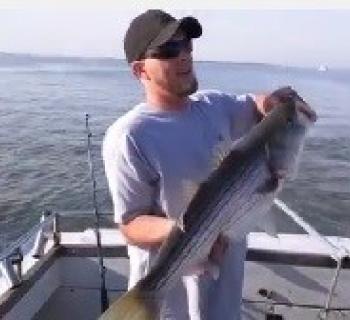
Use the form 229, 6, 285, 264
257, 211, 279, 237
183, 260, 220, 280
99, 285, 159, 320
257, 176, 280, 194
204, 260, 221, 280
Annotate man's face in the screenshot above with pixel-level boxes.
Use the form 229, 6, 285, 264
142, 33, 198, 98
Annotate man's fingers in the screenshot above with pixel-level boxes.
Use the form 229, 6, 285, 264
209, 234, 229, 265
296, 100, 317, 122
265, 86, 316, 123
270, 86, 298, 103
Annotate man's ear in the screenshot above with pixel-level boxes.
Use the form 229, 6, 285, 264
131, 60, 149, 81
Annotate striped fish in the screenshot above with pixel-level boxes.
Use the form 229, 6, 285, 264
99, 93, 317, 320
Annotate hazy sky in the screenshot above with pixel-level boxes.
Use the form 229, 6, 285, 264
1, 4, 350, 68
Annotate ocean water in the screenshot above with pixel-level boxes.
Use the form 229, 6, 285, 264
0, 53, 349, 253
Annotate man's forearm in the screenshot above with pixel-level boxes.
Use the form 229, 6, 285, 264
120, 214, 176, 249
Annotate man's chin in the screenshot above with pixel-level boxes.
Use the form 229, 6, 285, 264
179, 78, 198, 97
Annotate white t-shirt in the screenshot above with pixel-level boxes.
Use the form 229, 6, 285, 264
102, 90, 257, 320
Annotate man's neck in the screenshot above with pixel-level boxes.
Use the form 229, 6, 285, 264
145, 90, 188, 112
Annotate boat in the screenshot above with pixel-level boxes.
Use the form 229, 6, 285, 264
318, 65, 328, 72
0, 199, 349, 320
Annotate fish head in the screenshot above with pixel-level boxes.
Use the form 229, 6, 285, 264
266, 97, 317, 181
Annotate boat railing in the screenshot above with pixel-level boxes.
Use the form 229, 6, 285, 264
273, 199, 350, 319
0, 210, 58, 289
0, 200, 349, 318
0, 210, 119, 297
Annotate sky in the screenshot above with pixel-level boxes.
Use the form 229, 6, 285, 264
0, 2, 350, 68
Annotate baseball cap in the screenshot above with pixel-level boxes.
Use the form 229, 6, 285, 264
124, 10, 202, 63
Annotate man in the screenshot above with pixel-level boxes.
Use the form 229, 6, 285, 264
103, 9, 299, 320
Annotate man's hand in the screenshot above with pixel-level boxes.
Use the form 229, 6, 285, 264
208, 233, 229, 265
262, 86, 298, 115
120, 215, 176, 249
255, 86, 316, 122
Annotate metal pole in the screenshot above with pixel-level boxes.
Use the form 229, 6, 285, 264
85, 114, 109, 313
274, 199, 342, 261
274, 198, 349, 319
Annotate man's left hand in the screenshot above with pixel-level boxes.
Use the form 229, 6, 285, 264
209, 233, 229, 265
256, 86, 317, 122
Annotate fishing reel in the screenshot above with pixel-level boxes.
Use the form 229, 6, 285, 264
258, 288, 284, 320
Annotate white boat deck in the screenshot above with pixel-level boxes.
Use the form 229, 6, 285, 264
31, 258, 350, 320
1, 228, 350, 320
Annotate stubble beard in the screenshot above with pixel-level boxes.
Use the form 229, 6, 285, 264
154, 72, 198, 99
180, 76, 198, 97
169, 74, 199, 98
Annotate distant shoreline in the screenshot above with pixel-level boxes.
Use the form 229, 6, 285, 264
2, 51, 350, 72
0, 51, 322, 71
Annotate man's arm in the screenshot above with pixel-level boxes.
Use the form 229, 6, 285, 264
120, 214, 176, 249
103, 130, 171, 249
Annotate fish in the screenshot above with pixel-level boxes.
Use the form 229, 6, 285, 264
99, 92, 317, 320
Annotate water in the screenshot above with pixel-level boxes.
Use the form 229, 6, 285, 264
0, 53, 349, 253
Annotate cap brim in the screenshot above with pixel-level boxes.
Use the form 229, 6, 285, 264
148, 16, 202, 49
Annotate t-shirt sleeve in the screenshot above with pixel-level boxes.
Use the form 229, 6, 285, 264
224, 93, 259, 139
195, 90, 259, 140
102, 127, 158, 224
229, 94, 258, 139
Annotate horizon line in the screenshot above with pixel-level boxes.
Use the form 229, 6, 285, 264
0, 51, 342, 70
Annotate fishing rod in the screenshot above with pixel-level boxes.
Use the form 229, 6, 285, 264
85, 114, 109, 313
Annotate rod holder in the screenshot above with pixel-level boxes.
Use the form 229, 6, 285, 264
53, 212, 60, 247
0, 247, 23, 288
32, 210, 54, 258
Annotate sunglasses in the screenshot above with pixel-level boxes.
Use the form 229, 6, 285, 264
144, 39, 192, 60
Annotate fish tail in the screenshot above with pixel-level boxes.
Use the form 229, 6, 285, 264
98, 285, 159, 320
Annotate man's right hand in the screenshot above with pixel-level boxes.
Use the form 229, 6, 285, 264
120, 214, 176, 249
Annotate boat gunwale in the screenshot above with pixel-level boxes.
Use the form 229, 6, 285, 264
1, 238, 350, 318
0, 246, 58, 316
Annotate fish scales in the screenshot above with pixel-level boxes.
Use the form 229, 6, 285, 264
141, 149, 270, 293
